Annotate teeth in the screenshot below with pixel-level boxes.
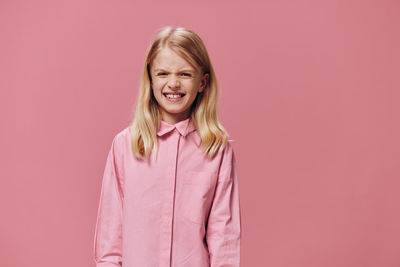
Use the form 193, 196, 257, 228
165, 94, 184, 99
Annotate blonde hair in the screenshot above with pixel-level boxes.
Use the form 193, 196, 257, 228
129, 26, 229, 161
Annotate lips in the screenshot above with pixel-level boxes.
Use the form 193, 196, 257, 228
163, 92, 186, 96
163, 92, 186, 102
163, 92, 186, 100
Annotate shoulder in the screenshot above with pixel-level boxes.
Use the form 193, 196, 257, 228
113, 126, 130, 143
109, 126, 131, 155
225, 138, 236, 154
219, 138, 237, 165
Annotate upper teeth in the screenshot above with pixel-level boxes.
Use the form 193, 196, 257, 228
165, 94, 183, 98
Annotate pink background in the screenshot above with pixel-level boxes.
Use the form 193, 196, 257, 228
1, 0, 399, 266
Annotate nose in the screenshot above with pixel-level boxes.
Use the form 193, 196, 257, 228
167, 75, 180, 88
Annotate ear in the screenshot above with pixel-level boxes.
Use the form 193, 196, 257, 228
199, 73, 209, 93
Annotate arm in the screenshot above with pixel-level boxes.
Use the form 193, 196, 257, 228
93, 135, 125, 267
206, 142, 242, 267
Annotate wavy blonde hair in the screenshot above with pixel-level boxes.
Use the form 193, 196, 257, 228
129, 26, 229, 161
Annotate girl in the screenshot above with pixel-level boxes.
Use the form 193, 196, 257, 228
93, 26, 241, 267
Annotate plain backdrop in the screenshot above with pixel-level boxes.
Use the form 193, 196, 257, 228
1, 0, 399, 266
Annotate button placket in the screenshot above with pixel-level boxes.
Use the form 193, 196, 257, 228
159, 128, 182, 267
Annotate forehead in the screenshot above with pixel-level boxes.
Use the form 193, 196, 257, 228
151, 47, 197, 71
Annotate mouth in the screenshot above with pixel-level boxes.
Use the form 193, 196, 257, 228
163, 93, 186, 100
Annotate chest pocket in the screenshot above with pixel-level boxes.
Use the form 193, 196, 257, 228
181, 170, 217, 224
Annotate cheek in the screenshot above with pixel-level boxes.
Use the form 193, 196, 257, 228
151, 84, 163, 95
187, 85, 200, 96
187, 92, 199, 104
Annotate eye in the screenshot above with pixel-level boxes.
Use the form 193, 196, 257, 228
157, 72, 167, 76
181, 73, 191, 77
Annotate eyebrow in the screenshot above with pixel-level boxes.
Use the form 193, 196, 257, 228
153, 68, 195, 72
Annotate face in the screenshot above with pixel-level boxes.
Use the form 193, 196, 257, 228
150, 46, 209, 125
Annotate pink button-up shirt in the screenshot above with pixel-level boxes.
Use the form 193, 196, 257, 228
93, 117, 241, 267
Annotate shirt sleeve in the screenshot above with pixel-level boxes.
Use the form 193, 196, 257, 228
93, 135, 125, 267
206, 142, 242, 267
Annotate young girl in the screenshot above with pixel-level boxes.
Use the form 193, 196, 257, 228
93, 26, 241, 267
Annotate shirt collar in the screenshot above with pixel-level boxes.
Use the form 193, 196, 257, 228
157, 117, 196, 137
